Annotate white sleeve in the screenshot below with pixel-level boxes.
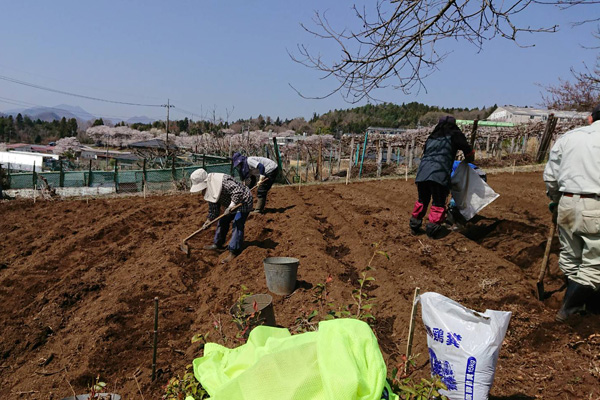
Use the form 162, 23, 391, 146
543, 139, 562, 202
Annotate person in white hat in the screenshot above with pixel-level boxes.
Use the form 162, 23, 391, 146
190, 168, 253, 263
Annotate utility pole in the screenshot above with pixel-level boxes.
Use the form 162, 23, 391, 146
162, 99, 175, 163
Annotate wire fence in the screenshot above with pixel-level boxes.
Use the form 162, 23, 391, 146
2, 155, 232, 195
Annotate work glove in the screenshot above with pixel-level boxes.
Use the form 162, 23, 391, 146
223, 201, 237, 215
548, 202, 558, 213
258, 175, 266, 185
201, 219, 211, 230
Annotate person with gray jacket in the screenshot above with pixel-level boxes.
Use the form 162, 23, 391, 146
544, 104, 600, 322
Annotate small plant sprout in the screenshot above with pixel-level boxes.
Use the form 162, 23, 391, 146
291, 309, 319, 333
231, 286, 264, 341
86, 375, 107, 399
191, 332, 209, 350
163, 364, 208, 400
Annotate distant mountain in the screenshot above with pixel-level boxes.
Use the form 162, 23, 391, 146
1, 104, 154, 125
126, 116, 154, 124
4, 105, 85, 122
53, 104, 96, 121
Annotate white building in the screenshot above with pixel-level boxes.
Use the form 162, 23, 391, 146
488, 106, 589, 124
0, 151, 59, 172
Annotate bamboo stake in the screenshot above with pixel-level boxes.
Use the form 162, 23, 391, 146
512, 159, 516, 175
405, 164, 408, 181
151, 297, 159, 381
405, 287, 420, 374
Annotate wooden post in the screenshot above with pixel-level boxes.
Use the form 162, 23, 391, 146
151, 297, 159, 381
143, 158, 147, 198
305, 153, 310, 184
296, 149, 300, 180
486, 135, 491, 157
396, 147, 400, 166
405, 287, 421, 374
386, 142, 392, 164
59, 160, 64, 188
408, 139, 415, 170
376, 140, 383, 178
469, 119, 479, 149
405, 164, 408, 181
337, 142, 342, 173
88, 159, 93, 187
536, 114, 558, 163
496, 137, 502, 160
317, 141, 323, 181
510, 137, 515, 154
114, 161, 119, 193
328, 148, 333, 178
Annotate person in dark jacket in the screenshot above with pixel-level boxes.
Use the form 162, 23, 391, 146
410, 116, 475, 238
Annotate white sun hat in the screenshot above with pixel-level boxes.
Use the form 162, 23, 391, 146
190, 168, 208, 193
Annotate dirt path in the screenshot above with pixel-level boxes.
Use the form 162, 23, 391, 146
0, 171, 598, 399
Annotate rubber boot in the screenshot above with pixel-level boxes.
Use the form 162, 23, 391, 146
203, 244, 225, 252
409, 217, 422, 234
221, 251, 237, 264
585, 289, 600, 314
556, 280, 595, 322
425, 222, 444, 239
252, 197, 266, 214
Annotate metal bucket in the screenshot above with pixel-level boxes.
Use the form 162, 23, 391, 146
263, 257, 299, 296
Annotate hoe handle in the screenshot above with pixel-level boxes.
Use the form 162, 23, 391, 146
537, 219, 557, 284
183, 204, 242, 242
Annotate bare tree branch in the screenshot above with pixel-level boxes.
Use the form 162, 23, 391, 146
291, 0, 596, 102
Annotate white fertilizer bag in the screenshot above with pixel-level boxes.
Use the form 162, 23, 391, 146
451, 161, 499, 221
419, 292, 511, 400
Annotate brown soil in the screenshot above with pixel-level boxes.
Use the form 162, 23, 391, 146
1, 172, 599, 399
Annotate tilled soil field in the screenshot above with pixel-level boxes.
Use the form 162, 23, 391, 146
1, 171, 599, 399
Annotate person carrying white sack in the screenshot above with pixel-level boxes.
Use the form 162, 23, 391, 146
189, 168, 253, 263
543, 103, 600, 322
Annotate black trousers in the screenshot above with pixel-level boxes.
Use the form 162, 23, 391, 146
257, 168, 279, 199
417, 181, 449, 209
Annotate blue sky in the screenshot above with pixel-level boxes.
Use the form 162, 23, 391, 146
0, 1, 598, 122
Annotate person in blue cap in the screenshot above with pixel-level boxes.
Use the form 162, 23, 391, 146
232, 152, 279, 213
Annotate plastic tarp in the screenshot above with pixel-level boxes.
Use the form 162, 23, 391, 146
450, 161, 499, 221
191, 319, 397, 400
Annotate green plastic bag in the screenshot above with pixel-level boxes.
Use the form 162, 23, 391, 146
191, 318, 398, 400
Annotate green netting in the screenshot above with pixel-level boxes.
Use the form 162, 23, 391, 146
38, 172, 61, 188
9, 173, 34, 189
6, 162, 233, 193
89, 171, 116, 187
63, 171, 87, 187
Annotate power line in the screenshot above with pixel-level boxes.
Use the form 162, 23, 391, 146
0, 95, 143, 121
0, 63, 166, 103
0, 74, 164, 107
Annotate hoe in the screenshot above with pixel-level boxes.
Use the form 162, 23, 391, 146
180, 204, 241, 256
536, 217, 566, 300
179, 178, 267, 256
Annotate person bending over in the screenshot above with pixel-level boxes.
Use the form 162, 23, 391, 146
190, 168, 253, 263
